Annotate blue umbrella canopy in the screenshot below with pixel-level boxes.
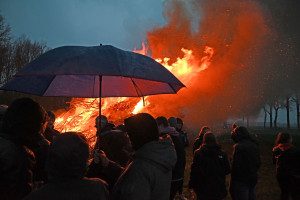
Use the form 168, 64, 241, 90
1, 45, 185, 98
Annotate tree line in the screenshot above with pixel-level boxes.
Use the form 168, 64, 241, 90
0, 14, 70, 110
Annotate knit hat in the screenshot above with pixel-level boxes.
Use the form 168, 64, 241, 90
124, 113, 159, 151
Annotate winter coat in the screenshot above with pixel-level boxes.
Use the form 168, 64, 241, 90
177, 129, 189, 147
87, 159, 124, 191
23, 178, 108, 200
0, 135, 35, 200
189, 144, 231, 199
111, 137, 177, 200
161, 127, 186, 181
272, 144, 300, 178
231, 138, 260, 187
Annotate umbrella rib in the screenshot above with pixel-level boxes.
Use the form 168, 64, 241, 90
131, 78, 143, 97
42, 75, 56, 95
168, 83, 177, 94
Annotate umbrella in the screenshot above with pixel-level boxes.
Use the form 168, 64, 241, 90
0, 45, 185, 127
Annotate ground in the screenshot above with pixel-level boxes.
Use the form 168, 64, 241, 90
179, 128, 300, 200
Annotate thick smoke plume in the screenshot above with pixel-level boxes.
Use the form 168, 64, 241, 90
143, 0, 299, 126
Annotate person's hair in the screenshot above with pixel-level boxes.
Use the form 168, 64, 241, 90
231, 126, 249, 143
156, 116, 168, 128
47, 110, 56, 121
176, 118, 183, 125
2, 97, 47, 143
275, 132, 292, 145
125, 113, 159, 151
203, 131, 216, 145
46, 132, 89, 179
199, 126, 210, 137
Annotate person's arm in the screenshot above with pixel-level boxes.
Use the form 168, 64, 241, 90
189, 150, 202, 190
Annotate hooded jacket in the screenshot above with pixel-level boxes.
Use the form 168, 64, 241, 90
161, 127, 186, 180
111, 137, 177, 200
231, 138, 260, 186
24, 133, 108, 200
189, 144, 230, 199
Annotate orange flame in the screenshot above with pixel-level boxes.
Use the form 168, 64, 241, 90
54, 43, 213, 144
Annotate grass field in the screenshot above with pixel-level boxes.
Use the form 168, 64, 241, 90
178, 128, 300, 200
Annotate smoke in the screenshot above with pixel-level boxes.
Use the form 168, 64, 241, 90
143, 0, 299, 126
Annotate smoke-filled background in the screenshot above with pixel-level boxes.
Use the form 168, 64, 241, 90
142, 0, 300, 126
1, 0, 299, 128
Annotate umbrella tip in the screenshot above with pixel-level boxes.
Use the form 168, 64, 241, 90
100, 43, 102, 46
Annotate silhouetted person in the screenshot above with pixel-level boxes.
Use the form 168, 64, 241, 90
24, 132, 108, 200
43, 110, 60, 142
230, 126, 260, 200
189, 132, 231, 200
156, 116, 186, 200
272, 132, 300, 200
193, 126, 210, 152
111, 113, 177, 200
0, 97, 48, 200
176, 118, 189, 147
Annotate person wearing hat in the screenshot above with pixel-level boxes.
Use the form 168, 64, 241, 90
111, 113, 177, 200
189, 132, 231, 200
230, 126, 260, 200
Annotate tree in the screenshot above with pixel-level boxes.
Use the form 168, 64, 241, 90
264, 103, 273, 129
282, 96, 292, 129
0, 14, 11, 85
291, 93, 300, 129
273, 101, 281, 129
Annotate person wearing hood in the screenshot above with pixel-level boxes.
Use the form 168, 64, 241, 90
24, 132, 108, 200
156, 116, 186, 200
272, 132, 300, 200
43, 110, 60, 143
111, 113, 177, 200
189, 132, 231, 200
0, 98, 48, 200
193, 126, 210, 152
230, 126, 260, 200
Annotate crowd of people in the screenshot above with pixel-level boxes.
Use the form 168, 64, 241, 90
0, 97, 299, 200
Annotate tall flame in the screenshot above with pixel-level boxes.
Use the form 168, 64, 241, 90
54, 44, 213, 143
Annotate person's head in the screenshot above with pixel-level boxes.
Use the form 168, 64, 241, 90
176, 118, 183, 130
231, 126, 249, 143
95, 115, 108, 130
275, 132, 292, 145
46, 132, 89, 180
168, 117, 177, 128
203, 131, 216, 145
2, 98, 48, 144
124, 113, 159, 151
46, 110, 56, 129
199, 126, 210, 137
156, 116, 168, 133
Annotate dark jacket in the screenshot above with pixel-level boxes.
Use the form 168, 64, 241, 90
161, 127, 186, 180
189, 144, 231, 199
23, 178, 108, 200
86, 159, 124, 191
111, 137, 177, 200
272, 144, 300, 177
0, 136, 35, 200
177, 129, 189, 147
231, 138, 260, 186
